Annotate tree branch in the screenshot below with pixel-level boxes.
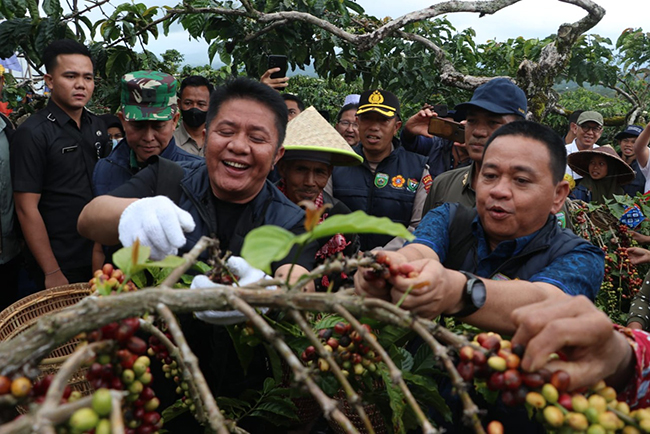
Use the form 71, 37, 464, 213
334, 306, 438, 434
288, 310, 375, 433
226, 295, 359, 433
156, 304, 229, 434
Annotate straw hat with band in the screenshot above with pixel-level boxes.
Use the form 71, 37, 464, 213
567, 145, 635, 185
281, 106, 363, 166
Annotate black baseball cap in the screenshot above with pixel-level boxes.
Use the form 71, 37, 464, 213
356, 89, 401, 119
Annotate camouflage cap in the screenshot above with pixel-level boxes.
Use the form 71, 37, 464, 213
120, 71, 178, 121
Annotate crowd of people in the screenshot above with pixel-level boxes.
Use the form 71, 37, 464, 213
4, 38, 650, 431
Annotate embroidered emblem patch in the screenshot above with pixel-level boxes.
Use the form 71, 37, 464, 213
369, 90, 384, 105
407, 178, 419, 192
374, 173, 389, 188
422, 174, 433, 193
391, 175, 405, 189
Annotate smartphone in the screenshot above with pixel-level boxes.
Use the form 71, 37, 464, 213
428, 117, 465, 143
268, 55, 288, 79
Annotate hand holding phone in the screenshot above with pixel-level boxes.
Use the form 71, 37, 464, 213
428, 117, 465, 143
267, 55, 288, 79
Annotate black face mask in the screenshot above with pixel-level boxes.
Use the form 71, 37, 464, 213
181, 107, 207, 128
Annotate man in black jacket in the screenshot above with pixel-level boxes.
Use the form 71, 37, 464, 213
11, 39, 110, 289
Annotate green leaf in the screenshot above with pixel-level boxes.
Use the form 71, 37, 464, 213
412, 343, 441, 376
193, 261, 212, 274
307, 211, 415, 243
380, 368, 407, 434
112, 244, 151, 276
215, 396, 250, 412
343, 0, 364, 14
129, 271, 147, 289
161, 399, 189, 423
146, 255, 185, 269
376, 325, 413, 349
226, 325, 255, 374
402, 371, 450, 422
42, 0, 61, 16
312, 314, 346, 330
264, 343, 284, 385
241, 226, 297, 274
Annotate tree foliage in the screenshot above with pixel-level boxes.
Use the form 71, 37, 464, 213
2, 0, 650, 127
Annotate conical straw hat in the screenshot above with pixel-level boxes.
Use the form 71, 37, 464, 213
567, 144, 635, 185
282, 106, 363, 166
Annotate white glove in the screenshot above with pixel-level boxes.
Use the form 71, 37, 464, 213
118, 196, 196, 260
191, 256, 276, 326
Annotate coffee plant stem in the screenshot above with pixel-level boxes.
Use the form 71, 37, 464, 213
227, 295, 360, 433
40, 341, 114, 423
411, 321, 486, 434
138, 317, 207, 424
288, 310, 375, 434
334, 305, 438, 434
110, 390, 125, 434
161, 236, 219, 288
156, 304, 229, 434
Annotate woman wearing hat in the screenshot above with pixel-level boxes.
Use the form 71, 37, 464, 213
567, 145, 635, 204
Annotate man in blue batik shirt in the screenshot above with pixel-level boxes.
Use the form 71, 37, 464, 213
355, 120, 604, 336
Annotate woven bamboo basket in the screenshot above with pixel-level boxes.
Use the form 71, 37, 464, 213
329, 387, 387, 434
0, 283, 95, 401
280, 360, 322, 425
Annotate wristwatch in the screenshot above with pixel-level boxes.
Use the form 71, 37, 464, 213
449, 271, 487, 317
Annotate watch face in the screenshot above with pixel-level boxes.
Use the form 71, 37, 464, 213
471, 280, 487, 308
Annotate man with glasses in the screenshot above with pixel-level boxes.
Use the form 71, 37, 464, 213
565, 110, 603, 180
327, 89, 430, 251
334, 103, 360, 145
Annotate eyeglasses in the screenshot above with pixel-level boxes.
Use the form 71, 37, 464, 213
338, 120, 359, 129
579, 125, 603, 133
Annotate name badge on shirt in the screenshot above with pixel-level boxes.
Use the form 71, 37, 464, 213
62, 145, 78, 154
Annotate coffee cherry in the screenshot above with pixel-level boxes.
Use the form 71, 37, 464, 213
521, 372, 545, 389
0, 376, 10, 395
487, 356, 506, 372
543, 405, 564, 428
11, 377, 32, 398
503, 369, 521, 390
92, 388, 113, 417
558, 393, 573, 411
566, 412, 589, 431
541, 383, 558, 404
96, 419, 111, 434
525, 391, 546, 409
550, 369, 570, 393
486, 420, 503, 434
459, 345, 474, 362
334, 322, 347, 335
457, 361, 474, 382
69, 408, 99, 432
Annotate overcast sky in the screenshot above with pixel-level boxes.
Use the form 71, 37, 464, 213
135, 0, 646, 67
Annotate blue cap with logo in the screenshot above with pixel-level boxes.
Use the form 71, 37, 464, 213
454, 78, 527, 118
615, 125, 644, 140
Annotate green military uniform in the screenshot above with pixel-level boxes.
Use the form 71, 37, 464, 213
422, 161, 571, 229
423, 163, 476, 214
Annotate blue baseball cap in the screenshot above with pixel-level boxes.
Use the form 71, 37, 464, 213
615, 125, 644, 140
454, 78, 527, 118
